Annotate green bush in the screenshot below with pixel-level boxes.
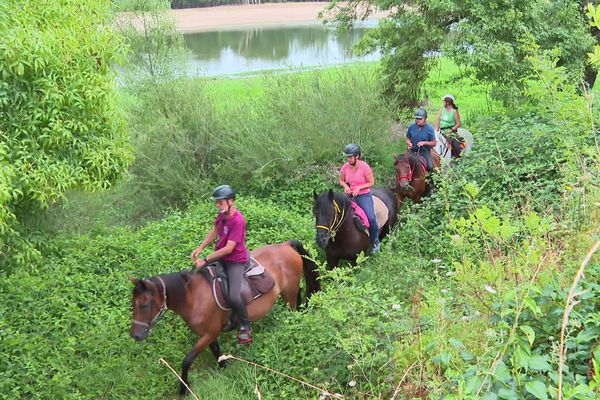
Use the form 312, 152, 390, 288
0, 0, 132, 272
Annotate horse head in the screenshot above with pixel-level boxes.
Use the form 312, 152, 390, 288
313, 189, 346, 249
129, 276, 167, 341
394, 153, 413, 190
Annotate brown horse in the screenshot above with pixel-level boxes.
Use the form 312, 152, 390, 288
390, 150, 441, 208
129, 240, 320, 396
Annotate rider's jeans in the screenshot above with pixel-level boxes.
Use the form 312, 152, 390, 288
355, 192, 379, 244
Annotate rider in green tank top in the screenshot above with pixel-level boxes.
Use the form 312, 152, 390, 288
434, 94, 463, 158
439, 107, 456, 131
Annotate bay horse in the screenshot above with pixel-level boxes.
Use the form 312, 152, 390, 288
390, 149, 441, 208
129, 239, 320, 396
313, 187, 397, 267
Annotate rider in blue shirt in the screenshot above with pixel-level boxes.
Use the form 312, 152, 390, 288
405, 108, 437, 172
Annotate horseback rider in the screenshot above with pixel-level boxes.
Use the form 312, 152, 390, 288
339, 143, 380, 253
406, 108, 437, 172
434, 94, 463, 158
191, 184, 253, 344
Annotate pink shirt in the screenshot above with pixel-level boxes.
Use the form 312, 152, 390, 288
340, 160, 373, 195
214, 210, 249, 263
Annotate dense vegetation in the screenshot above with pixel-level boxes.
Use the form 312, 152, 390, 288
0, 0, 132, 271
1, 1, 599, 400
326, 0, 599, 108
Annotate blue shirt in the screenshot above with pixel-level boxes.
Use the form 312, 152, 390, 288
406, 123, 435, 152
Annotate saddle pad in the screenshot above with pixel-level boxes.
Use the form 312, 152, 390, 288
350, 201, 370, 228
373, 195, 389, 229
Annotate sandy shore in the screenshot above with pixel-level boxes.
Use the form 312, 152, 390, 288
172, 2, 384, 33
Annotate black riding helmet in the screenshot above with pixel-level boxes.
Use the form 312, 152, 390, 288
343, 143, 361, 157
211, 184, 236, 200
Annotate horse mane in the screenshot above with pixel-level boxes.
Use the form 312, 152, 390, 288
395, 152, 419, 167
406, 152, 421, 166
135, 271, 189, 308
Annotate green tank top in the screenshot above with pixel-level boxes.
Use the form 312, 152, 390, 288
439, 108, 456, 131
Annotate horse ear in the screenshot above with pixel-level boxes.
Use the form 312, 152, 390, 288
328, 189, 334, 201
392, 153, 397, 160
138, 279, 148, 290
129, 275, 138, 286
313, 190, 318, 200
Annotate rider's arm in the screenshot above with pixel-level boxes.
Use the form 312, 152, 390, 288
434, 108, 442, 131
339, 169, 350, 191
191, 227, 218, 260
451, 110, 461, 131
355, 170, 375, 191
405, 129, 413, 148
205, 240, 236, 262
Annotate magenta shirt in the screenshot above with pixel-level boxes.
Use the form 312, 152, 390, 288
214, 210, 249, 263
340, 160, 373, 195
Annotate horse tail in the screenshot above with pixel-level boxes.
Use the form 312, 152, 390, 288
287, 239, 321, 302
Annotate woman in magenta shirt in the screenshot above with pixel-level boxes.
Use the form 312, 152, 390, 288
191, 185, 253, 344
339, 144, 380, 253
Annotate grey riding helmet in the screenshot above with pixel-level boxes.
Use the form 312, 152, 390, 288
211, 184, 236, 200
343, 143, 361, 157
414, 108, 428, 119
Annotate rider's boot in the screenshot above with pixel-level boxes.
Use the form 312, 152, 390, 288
221, 313, 239, 332
237, 319, 253, 344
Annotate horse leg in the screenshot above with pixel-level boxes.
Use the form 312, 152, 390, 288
180, 332, 218, 396
326, 252, 339, 268
209, 340, 228, 368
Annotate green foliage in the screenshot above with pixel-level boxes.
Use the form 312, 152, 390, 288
326, 0, 595, 107
0, 0, 132, 271
587, 3, 600, 68
215, 67, 394, 192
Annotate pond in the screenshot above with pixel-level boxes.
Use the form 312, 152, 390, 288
183, 20, 380, 76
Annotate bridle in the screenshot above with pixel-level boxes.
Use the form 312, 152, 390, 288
316, 198, 347, 242
132, 276, 168, 337
396, 158, 415, 182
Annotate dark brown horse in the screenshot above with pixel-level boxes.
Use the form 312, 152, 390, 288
313, 187, 397, 267
391, 150, 441, 208
129, 240, 320, 396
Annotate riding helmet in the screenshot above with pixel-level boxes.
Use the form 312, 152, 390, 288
414, 108, 428, 119
343, 143, 361, 157
211, 184, 236, 200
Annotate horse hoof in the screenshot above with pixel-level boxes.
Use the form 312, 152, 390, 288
218, 359, 230, 368
179, 385, 190, 397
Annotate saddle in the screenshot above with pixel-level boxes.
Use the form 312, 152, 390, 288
350, 196, 389, 237
198, 258, 275, 311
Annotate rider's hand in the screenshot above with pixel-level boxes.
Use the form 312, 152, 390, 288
191, 247, 201, 260
417, 141, 424, 147
351, 188, 360, 197
195, 257, 207, 268
344, 186, 352, 194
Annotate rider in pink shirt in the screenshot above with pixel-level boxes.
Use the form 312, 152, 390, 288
339, 144, 380, 253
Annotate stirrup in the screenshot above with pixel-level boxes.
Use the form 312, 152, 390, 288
237, 326, 253, 344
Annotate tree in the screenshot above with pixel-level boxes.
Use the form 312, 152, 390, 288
0, 0, 132, 271
325, 0, 596, 108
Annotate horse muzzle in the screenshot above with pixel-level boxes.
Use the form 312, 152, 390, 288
131, 321, 151, 341
315, 233, 330, 249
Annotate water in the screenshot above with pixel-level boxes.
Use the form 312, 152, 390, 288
183, 20, 380, 76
